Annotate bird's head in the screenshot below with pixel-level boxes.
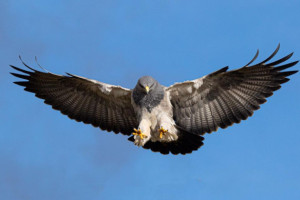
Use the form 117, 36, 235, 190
133, 76, 164, 111
136, 76, 158, 94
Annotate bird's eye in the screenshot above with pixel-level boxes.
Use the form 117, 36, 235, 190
138, 82, 144, 88
149, 82, 155, 88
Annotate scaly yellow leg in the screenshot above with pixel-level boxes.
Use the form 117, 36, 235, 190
132, 128, 147, 139
158, 127, 168, 139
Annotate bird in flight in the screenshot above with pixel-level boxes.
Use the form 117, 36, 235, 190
11, 44, 298, 155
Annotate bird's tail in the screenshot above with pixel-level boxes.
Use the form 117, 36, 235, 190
128, 126, 204, 155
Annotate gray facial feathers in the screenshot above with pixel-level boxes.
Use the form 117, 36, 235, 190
133, 76, 164, 112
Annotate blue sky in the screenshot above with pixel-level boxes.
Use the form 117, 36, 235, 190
1, 0, 300, 199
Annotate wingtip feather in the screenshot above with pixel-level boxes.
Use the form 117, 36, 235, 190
266, 52, 294, 67
13, 81, 28, 87
243, 49, 259, 67
257, 44, 280, 65
10, 72, 30, 80
272, 61, 299, 71
277, 70, 298, 77
18, 55, 38, 72
10, 65, 33, 74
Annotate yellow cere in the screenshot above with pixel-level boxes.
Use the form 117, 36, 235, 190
145, 86, 150, 93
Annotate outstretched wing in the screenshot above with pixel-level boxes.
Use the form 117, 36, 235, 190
167, 44, 298, 135
11, 61, 138, 135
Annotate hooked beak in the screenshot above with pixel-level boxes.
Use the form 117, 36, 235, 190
145, 86, 150, 93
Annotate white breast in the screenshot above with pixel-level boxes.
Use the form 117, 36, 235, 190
131, 90, 177, 139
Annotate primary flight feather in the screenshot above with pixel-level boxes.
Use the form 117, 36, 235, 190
11, 44, 298, 155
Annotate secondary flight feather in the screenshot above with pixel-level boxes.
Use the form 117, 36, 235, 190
11, 44, 298, 155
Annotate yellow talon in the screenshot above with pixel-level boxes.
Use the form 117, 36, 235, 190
158, 127, 168, 139
132, 128, 147, 139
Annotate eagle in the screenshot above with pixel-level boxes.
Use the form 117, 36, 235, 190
11, 44, 298, 155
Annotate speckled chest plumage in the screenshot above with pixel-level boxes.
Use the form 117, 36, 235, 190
132, 84, 164, 112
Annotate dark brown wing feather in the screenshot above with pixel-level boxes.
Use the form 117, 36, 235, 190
11, 62, 138, 135
168, 44, 298, 135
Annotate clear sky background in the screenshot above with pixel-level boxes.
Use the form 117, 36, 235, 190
1, 0, 299, 200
